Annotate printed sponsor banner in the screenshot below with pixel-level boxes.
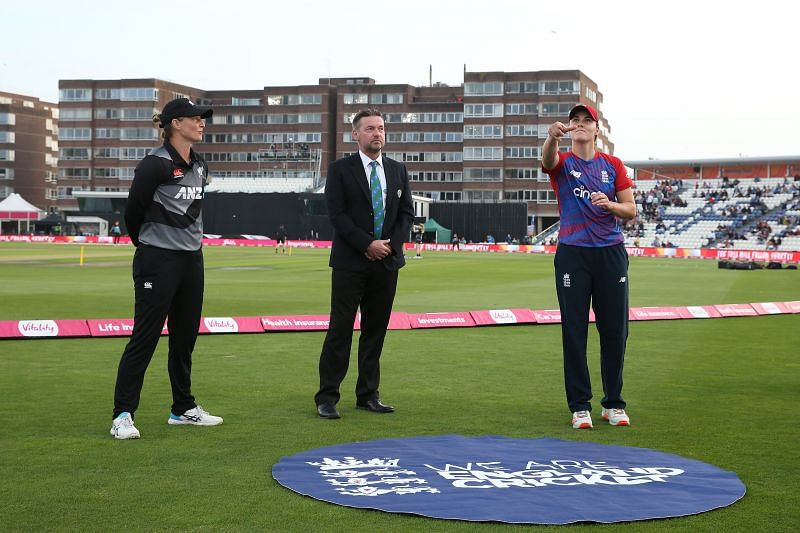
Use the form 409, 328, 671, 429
784, 301, 800, 313
629, 307, 682, 321
261, 315, 331, 331
387, 312, 412, 330
533, 309, 562, 324
407, 312, 476, 329
469, 309, 537, 326
272, 435, 746, 524
750, 302, 790, 315
87, 319, 168, 337
677, 306, 723, 319
714, 303, 758, 317
0, 319, 90, 338
199, 316, 264, 334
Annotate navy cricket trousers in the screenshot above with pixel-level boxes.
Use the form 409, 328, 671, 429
113, 245, 204, 419
554, 243, 629, 413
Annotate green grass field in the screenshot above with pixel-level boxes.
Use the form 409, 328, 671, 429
1, 243, 798, 532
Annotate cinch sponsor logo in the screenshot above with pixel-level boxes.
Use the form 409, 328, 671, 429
204, 317, 238, 333
489, 310, 517, 324
573, 185, 594, 200
174, 186, 203, 200
18, 320, 59, 337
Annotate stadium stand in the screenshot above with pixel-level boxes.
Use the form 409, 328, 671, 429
206, 176, 315, 194
624, 177, 800, 250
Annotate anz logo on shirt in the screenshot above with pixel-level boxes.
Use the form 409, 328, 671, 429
174, 186, 204, 200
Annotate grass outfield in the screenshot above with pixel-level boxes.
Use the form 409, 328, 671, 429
0, 242, 798, 531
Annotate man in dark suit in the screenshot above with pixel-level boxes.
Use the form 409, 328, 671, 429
315, 108, 414, 419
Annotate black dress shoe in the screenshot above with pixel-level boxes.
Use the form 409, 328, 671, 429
356, 398, 395, 413
317, 403, 341, 419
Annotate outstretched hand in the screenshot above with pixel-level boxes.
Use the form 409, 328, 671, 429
548, 122, 577, 139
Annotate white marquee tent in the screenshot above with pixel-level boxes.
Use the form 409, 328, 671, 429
0, 193, 44, 234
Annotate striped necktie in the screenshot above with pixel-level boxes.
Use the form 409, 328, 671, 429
369, 160, 384, 237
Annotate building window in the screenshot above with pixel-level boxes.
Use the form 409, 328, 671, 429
95, 128, 120, 139
95, 167, 136, 179
0, 113, 16, 125
95, 108, 121, 120
267, 94, 322, 105
463, 147, 502, 161
540, 80, 578, 95
464, 125, 502, 139
120, 88, 159, 101
369, 93, 403, 104
231, 97, 261, 106
59, 88, 92, 102
59, 168, 90, 179
537, 190, 558, 203
505, 103, 538, 115
60, 108, 92, 121
504, 168, 539, 180
540, 102, 572, 116
585, 87, 597, 102
342, 93, 368, 105
121, 128, 158, 140
61, 128, 92, 140
505, 82, 538, 94
464, 104, 503, 118
95, 88, 121, 100
504, 146, 540, 159
505, 125, 537, 137
463, 168, 502, 182
59, 148, 91, 160
121, 108, 157, 121
0, 132, 15, 143
464, 82, 503, 96
0, 150, 14, 161
465, 190, 500, 202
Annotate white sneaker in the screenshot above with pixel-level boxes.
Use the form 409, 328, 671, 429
168, 405, 223, 426
571, 410, 593, 429
602, 408, 631, 426
110, 412, 140, 440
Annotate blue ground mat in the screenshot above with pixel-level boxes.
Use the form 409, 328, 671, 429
272, 435, 745, 524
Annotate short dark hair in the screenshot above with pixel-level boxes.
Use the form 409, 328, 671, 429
352, 108, 382, 129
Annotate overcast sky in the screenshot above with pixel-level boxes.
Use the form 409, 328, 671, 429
3, 0, 796, 162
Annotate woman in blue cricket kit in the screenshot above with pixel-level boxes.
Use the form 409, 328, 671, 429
541, 104, 637, 429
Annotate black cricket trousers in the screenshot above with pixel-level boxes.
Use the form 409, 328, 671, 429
554, 243, 629, 413
113, 245, 203, 419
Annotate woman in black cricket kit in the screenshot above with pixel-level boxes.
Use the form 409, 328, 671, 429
110, 98, 223, 440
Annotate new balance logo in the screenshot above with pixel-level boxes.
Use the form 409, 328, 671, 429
563, 273, 571, 288
619, 277, 627, 283
175, 186, 203, 200
144, 282, 153, 289
569, 170, 582, 179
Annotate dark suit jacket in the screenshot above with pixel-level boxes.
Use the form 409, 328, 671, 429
326, 153, 414, 271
